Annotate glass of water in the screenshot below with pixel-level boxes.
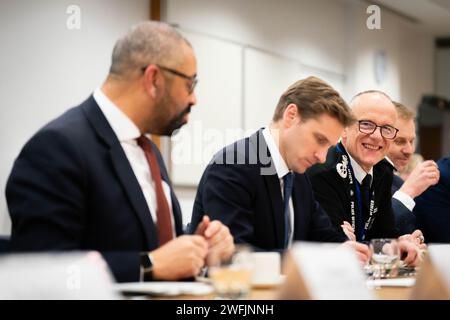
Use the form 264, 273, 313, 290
370, 238, 400, 282
209, 246, 253, 299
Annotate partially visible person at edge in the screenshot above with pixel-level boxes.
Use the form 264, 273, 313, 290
386, 102, 439, 235
414, 157, 450, 243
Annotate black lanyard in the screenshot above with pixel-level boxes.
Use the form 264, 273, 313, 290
336, 144, 376, 240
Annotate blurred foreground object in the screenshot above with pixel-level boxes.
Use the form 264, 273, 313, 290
0, 252, 119, 299
410, 244, 450, 299
277, 242, 372, 299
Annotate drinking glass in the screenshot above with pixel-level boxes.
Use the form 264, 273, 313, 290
209, 246, 253, 299
370, 238, 400, 282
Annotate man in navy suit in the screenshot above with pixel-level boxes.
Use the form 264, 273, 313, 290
414, 158, 450, 243
6, 21, 234, 282
190, 77, 370, 262
386, 102, 439, 235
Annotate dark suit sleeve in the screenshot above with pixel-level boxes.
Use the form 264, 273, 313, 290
367, 170, 400, 239
307, 199, 347, 242
367, 200, 399, 239
413, 158, 450, 242
6, 129, 140, 282
391, 175, 404, 195
308, 173, 348, 237
392, 198, 416, 235
191, 162, 256, 245
390, 175, 416, 234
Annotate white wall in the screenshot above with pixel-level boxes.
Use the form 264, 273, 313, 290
167, 0, 347, 75
170, 30, 244, 186
345, 0, 434, 107
398, 24, 434, 110
0, 0, 149, 235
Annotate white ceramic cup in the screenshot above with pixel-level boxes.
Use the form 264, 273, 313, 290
250, 252, 281, 285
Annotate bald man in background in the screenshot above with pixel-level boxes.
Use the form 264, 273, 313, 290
387, 102, 439, 235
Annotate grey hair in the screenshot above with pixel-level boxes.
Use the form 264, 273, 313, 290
393, 101, 416, 120
109, 21, 191, 79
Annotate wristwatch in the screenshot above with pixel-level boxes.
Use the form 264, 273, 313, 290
140, 253, 154, 281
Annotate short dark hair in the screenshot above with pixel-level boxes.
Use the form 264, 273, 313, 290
272, 76, 354, 127
109, 21, 191, 79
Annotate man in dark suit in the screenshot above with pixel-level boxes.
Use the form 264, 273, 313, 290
307, 91, 423, 266
190, 77, 370, 262
414, 158, 450, 243
386, 102, 439, 235
6, 21, 234, 282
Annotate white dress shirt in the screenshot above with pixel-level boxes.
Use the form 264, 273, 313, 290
93, 88, 175, 235
347, 154, 374, 186
262, 127, 294, 247
385, 157, 415, 211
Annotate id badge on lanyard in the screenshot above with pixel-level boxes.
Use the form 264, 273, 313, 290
336, 144, 376, 241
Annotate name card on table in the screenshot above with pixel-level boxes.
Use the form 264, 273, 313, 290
410, 244, 450, 299
0, 252, 119, 299
277, 242, 373, 300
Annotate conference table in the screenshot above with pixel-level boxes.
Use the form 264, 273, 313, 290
146, 281, 413, 300
123, 256, 419, 300
146, 263, 417, 300
155, 288, 411, 300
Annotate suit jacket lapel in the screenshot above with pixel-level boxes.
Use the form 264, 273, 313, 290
109, 145, 159, 248
253, 130, 284, 248
82, 96, 158, 249
263, 174, 284, 247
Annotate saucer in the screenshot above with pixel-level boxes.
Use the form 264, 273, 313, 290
114, 282, 214, 296
251, 275, 285, 288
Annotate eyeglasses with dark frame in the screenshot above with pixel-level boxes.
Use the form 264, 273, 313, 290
141, 64, 198, 94
358, 120, 399, 139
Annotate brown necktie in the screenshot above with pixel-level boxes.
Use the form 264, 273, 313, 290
136, 135, 173, 245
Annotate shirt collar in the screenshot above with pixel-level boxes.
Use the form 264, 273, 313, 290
262, 126, 290, 179
93, 88, 141, 142
347, 152, 373, 186
385, 156, 397, 171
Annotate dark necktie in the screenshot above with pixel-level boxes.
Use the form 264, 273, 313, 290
136, 135, 173, 246
283, 172, 294, 248
358, 174, 372, 240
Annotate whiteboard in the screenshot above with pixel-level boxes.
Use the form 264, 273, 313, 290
169, 31, 347, 186
171, 30, 243, 186
244, 48, 300, 131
